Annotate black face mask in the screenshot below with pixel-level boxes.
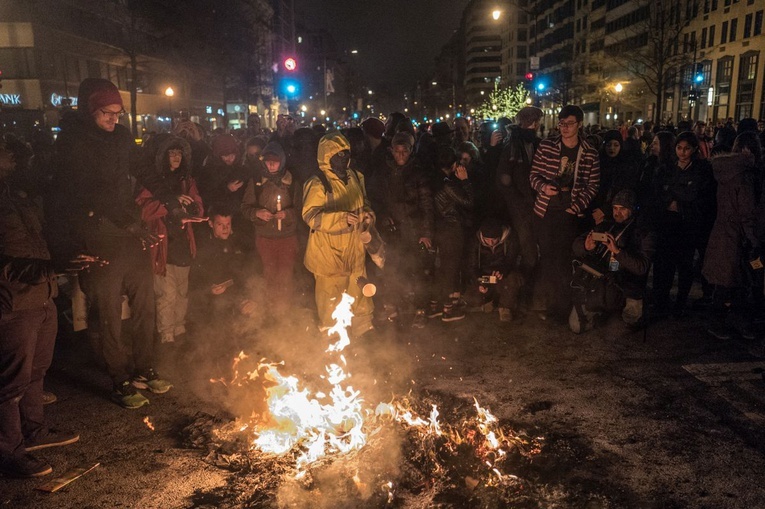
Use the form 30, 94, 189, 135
329, 150, 351, 181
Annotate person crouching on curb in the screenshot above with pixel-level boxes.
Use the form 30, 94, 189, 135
302, 133, 375, 337
464, 218, 524, 322
569, 190, 656, 333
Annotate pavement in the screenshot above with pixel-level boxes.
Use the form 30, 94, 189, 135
2, 303, 764, 509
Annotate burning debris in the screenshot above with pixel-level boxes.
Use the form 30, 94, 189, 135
143, 416, 155, 431
185, 294, 547, 507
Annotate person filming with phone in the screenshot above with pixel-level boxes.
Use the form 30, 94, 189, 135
569, 190, 655, 333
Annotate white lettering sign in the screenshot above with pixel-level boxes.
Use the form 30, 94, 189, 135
0, 94, 22, 105
50, 93, 78, 107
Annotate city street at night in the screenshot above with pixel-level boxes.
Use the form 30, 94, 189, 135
2, 306, 765, 508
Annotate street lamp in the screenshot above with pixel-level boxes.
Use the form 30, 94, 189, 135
614, 83, 623, 127
492, 9, 501, 20
164, 87, 174, 127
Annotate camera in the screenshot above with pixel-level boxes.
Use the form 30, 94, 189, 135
478, 275, 497, 284
591, 232, 608, 242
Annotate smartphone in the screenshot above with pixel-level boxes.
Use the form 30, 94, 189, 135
478, 275, 497, 284
591, 232, 609, 242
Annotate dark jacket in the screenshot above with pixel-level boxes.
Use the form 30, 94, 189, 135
0, 181, 58, 313
197, 156, 254, 211
702, 152, 759, 288
241, 143, 300, 239
367, 156, 435, 242
433, 173, 474, 227
651, 158, 715, 239
592, 153, 640, 216
466, 226, 515, 278
573, 218, 656, 299
52, 115, 176, 259
496, 126, 540, 211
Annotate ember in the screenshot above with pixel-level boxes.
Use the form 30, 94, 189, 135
190, 293, 545, 507
143, 416, 155, 431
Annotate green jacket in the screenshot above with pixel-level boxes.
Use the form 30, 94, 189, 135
302, 133, 371, 277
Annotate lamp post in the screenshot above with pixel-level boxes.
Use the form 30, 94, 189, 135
614, 83, 623, 128
165, 86, 174, 129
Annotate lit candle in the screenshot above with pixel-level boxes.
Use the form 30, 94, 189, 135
276, 195, 282, 231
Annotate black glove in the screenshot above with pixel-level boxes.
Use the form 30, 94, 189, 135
125, 222, 163, 250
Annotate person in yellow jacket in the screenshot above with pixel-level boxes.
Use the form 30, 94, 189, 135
302, 132, 374, 336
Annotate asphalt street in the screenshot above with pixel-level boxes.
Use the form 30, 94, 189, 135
2, 303, 764, 509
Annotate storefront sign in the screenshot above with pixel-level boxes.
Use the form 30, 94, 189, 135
0, 93, 22, 105
50, 93, 78, 107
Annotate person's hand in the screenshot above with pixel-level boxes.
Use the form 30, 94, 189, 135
239, 299, 256, 316
274, 210, 287, 220
491, 270, 503, 281
490, 130, 503, 147
177, 194, 194, 207
126, 223, 164, 250
419, 237, 432, 249
592, 208, 605, 224
65, 254, 108, 273
180, 215, 208, 226
454, 164, 469, 181
346, 212, 360, 226
478, 285, 488, 294
667, 200, 678, 212
604, 233, 620, 255
584, 232, 597, 251
542, 184, 559, 196
256, 209, 274, 221
211, 283, 228, 295
227, 180, 244, 192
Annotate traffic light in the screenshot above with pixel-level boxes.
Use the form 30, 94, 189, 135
283, 57, 297, 73
693, 63, 704, 84
280, 78, 300, 98
524, 72, 535, 90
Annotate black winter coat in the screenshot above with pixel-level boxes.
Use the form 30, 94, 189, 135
433, 173, 474, 227
496, 126, 540, 212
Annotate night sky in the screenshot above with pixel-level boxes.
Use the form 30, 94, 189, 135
293, 0, 470, 91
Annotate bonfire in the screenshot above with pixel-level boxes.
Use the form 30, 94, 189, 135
192, 293, 544, 508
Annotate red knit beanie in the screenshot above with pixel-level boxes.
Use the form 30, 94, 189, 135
79, 78, 123, 114
211, 134, 240, 158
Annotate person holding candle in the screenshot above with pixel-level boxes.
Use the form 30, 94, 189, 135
241, 142, 299, 319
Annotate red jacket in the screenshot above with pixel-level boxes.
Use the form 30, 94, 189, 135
529, 136, 600, 218
136, 177, 204, 276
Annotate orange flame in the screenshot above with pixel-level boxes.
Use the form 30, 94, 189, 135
143, 416, 155, 431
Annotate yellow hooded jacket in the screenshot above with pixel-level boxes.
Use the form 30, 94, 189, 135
302, 133, 372, 277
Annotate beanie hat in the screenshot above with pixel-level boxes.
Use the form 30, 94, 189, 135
78, 78, 123, 115
602, 129, 623, 146
738, 117, 758, 133
360, 118, 385, 139
479, 218, 504, 239
612, 189, 637, 210
211, 134, 240, 158
391, 132, 414, 151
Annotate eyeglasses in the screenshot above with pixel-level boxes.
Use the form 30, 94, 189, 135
557, 120, 579, 128
99, 109, 125, 119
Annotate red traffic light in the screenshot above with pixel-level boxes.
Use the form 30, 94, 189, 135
284, 57, 297, 72
525, 72, 535, 81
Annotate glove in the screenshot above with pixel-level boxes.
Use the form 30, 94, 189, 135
125, 222, 163, 250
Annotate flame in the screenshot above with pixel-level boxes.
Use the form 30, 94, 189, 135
247, 293, 366, 477
143, 416, 155, 431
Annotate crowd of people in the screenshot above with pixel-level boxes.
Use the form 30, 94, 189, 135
2, 76, 765, 478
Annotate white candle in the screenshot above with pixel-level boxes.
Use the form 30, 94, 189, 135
276, 195, 282, 231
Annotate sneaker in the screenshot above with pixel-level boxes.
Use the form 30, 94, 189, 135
412, 309, 427, 329
426, 301, 443, 318
0, 453, 52, 478
499, 307, 512, 322
707, 325, 732, 341
42, 391, 57, 405
132, 369, 173, 394
112, 380, 150, 409
441, 304, 465, 322
25, 428, 80, 452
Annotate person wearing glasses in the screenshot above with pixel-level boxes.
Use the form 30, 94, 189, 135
52, 79, 190, 409
529, 105, 600, 321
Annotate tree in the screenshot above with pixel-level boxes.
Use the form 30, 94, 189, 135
610, 0, 696, 123
474, 83, 530, 121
